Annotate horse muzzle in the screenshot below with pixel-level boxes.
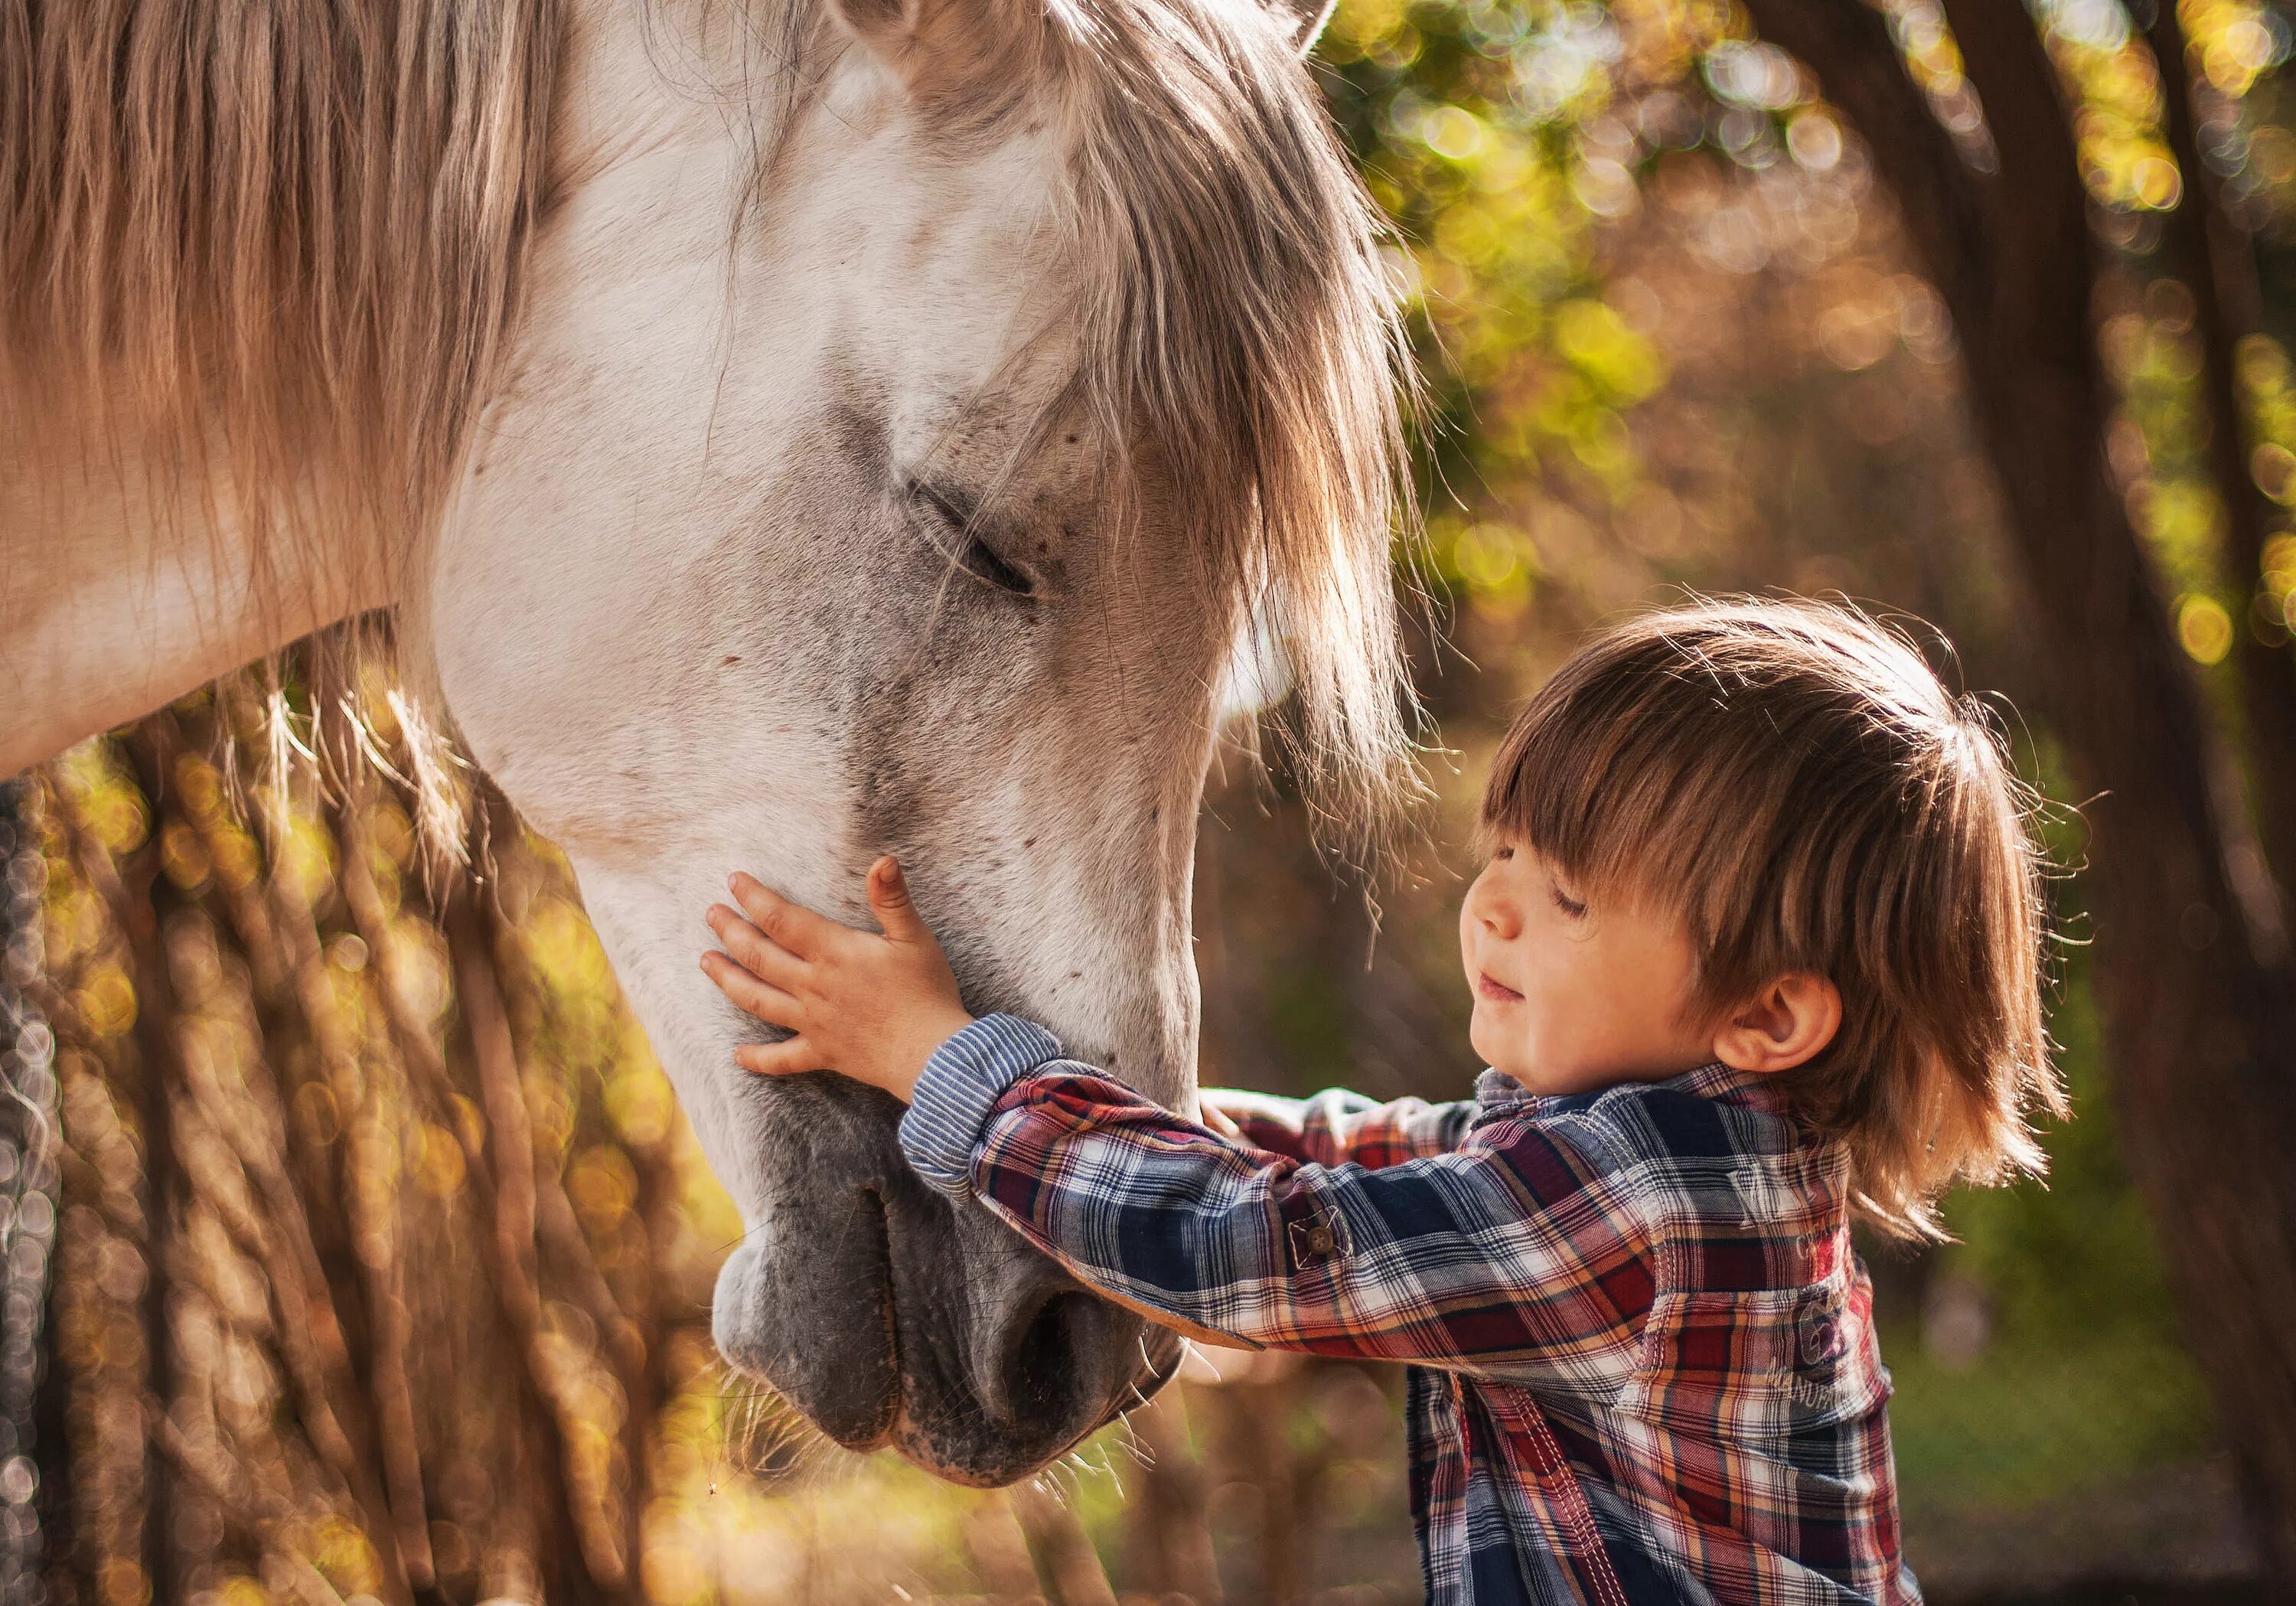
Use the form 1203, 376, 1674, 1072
708, 1069, 1180, 1484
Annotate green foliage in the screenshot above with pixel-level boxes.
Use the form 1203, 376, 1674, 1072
1316, 0, 1688, 612
1887, 958, 2219, 1518
1883, 1329, 2218, 1516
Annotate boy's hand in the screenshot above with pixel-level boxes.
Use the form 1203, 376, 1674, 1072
701, 857, 974, 1105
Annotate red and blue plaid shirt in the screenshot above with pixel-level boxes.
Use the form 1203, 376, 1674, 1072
900, 1014, 1919, 1605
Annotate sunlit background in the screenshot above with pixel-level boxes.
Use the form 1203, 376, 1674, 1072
8, 0, 2296, 1599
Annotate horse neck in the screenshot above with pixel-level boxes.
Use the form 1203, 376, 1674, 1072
0, 0, 824, 778
0, 376, 399, 775
0, 0, 573, 775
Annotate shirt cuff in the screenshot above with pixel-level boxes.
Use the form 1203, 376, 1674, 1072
898, 1013, 1065, 1199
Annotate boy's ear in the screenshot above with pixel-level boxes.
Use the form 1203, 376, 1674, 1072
1711, 974, 1841, 1075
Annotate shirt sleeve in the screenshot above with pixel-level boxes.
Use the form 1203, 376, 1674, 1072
899, 1015, 1657, 1378
1199, 1086, 1476, 1168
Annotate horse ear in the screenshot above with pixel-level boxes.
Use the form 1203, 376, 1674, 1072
831, 0, 1330, 92
1271, 0, 1339, 54
827, 0, 1037, 98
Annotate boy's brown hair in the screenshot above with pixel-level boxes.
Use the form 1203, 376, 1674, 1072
1481, 597, 2066, 1238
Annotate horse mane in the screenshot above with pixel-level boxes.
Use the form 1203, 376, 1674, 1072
2, 0, 1420, 860
0, 0, 560, 592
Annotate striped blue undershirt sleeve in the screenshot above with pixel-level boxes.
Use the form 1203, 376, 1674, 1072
898, 1012, 1065, 1198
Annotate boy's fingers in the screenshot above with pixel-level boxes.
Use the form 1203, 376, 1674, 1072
726, 873, 831, 956
867, 856, 927, 942
706, 906, 804, 988
700, 951, 803, 1027
736, 1036, 824, 1077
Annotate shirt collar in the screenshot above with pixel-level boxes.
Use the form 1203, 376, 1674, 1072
1474, 1059, 1789, 1117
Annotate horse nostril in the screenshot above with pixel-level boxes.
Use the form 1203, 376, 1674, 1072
986, 1289, 1094, 1425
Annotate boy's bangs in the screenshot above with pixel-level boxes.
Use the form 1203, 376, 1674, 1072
1480, 664, 1756, 927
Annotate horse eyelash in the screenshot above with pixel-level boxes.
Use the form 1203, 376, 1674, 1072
909, 479, 1038, 598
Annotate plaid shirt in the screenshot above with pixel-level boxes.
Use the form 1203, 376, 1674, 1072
900, 1014, 1919, 1606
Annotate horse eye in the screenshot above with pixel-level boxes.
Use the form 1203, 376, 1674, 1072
954, 531, 1038, 596
910, 481, 1038, 598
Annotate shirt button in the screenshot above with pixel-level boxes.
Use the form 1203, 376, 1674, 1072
1306, 1226, 1336, 1256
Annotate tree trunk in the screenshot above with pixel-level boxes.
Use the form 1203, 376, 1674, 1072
109, 744, 187, 1606
2144, 0, 2296, 915
1120, 1387, 1225, 1604
0, 779, 63, 1605
1740, 0, 2296, 1577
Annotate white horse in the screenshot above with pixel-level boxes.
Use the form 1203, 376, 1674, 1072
1, 0, 1413, 1482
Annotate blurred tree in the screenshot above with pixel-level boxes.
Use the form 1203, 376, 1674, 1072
0, 779, 60, 1604
1737, 0, 2296, 1575
30, 680, 703, 1604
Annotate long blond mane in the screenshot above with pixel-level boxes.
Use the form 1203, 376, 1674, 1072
2, 0, 1418, 851
0, 0, 559, 579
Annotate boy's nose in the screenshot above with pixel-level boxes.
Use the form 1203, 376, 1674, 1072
1463, 863, 1521, 942
1471, 890, 1520, 941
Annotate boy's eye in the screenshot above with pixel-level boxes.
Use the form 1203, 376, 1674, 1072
1551, 885, 1588, 919
1492, 845, 1515, 861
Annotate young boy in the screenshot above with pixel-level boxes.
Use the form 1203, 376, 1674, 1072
699, 599, 2063, 1604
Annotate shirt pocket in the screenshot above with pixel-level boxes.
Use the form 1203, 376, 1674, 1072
1786, 1279, 1892, 1429
1623, 1284, 1798, 1442
1622, 1276, 1887, 1445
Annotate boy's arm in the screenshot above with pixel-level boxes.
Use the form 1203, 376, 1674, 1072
1199, 1086, 1477, 1169
901, 1016, 1655, 1373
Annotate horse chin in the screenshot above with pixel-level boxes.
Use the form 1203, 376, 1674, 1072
889, 1303, 1186, 1488
712, 1236, 901, 1451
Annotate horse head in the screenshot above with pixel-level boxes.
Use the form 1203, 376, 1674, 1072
419, 0, 1411, 1481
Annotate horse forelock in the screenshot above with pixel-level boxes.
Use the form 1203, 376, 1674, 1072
1049, 0, 1427, 864
797, 0, 1426, 860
